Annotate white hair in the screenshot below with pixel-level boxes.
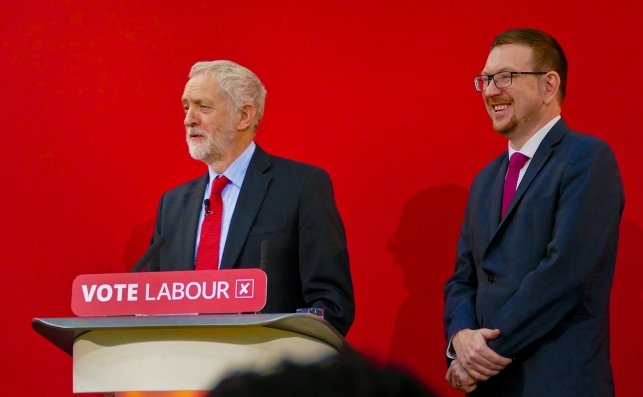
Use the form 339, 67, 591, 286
189, 60, 267, 129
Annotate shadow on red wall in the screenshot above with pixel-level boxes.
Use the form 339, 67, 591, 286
387, 184, 468, 396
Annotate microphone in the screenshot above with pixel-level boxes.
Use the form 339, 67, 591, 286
131, 236, 165, 272
260, 240, 270, 274
204, 199, 213, 215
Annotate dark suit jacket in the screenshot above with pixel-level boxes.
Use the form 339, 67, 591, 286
144, 145, 355, 335
444, 119, 624, 396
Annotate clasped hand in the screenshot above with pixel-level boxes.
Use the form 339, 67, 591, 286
445, 328, 512, 392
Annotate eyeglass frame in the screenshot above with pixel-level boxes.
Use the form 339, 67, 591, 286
473, 71, 548, 92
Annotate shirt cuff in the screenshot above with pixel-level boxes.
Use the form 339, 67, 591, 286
446, 334, 457, 359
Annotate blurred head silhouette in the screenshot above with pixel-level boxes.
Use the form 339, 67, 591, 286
207, 353, 438, 397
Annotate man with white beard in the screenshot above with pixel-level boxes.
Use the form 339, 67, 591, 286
136, 60, 354, 336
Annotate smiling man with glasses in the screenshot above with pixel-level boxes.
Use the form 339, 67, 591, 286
443, 28, 624, 396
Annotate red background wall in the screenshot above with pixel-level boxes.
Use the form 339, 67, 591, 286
1, 1, 641, 395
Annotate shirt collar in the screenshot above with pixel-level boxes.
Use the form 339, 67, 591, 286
508, 115, 561, 159
207, 141, 256, 188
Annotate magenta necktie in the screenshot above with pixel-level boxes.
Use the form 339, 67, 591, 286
501, 152, 530, 218
195, 176, 229, 270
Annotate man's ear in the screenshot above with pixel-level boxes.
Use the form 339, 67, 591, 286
542, 71, 561, 105
236, 103, 258, 131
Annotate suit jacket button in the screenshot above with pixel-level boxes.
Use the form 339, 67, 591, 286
487, 274, 494, 283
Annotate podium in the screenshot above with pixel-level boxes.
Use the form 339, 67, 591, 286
33, 313, 348, 395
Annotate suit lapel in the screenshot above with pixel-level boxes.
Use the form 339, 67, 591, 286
487, 119, 568, 247
220, 146, 272, 269
488, 156, 507, 240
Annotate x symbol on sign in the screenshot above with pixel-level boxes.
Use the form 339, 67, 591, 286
239, 282, 250, 295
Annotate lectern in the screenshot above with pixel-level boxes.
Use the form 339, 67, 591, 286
33, 313, 348, 395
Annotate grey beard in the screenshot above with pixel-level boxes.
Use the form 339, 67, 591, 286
188, 140, 220, 163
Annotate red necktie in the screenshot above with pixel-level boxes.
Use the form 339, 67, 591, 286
195, 176, 229, 270
501, 152, 530, 218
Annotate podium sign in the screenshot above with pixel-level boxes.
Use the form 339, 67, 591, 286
71, 269, 267, 316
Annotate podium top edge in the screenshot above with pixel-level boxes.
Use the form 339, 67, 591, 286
32, 313, 349, 355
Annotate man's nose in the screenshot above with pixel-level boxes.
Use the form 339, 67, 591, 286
184, 108, 198, 126
483, 79, 503, 97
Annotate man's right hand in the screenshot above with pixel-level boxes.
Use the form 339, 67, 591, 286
452, 328, 512, 381
446, 359, 478, 394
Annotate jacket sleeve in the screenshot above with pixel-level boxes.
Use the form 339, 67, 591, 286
297, 168, 355, 336
443, 194, 482, 349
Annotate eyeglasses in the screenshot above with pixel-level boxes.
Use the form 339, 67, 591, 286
473, 71, 547, 92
